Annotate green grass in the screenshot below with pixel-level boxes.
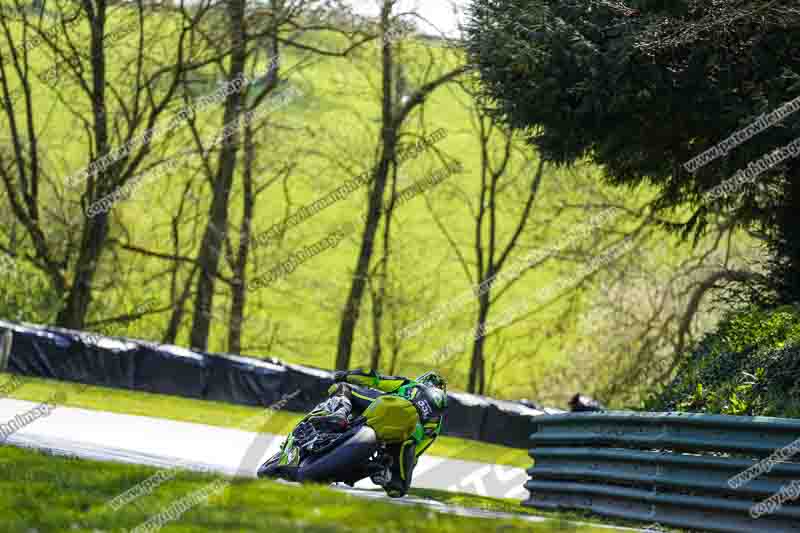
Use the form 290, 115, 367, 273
0, 445, 609, 533
1, 372, 532, 468
0, 5, 742, 407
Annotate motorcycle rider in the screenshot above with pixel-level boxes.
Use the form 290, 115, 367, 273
270, 368, 447, 498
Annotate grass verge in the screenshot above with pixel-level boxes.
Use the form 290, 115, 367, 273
0, 373, 532, 467
0, 445, 608, 533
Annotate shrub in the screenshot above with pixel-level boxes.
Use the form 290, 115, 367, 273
648, 305, 800, 418
0, 260, 63, 325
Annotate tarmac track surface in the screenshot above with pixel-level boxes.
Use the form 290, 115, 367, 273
0, 398, 639, 531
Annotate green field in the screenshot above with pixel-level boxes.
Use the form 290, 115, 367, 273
0, 4, 752, 407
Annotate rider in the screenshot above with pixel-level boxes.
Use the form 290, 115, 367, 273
300, 368, 447, 498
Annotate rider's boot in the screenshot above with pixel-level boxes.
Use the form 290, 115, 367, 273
309, 383, 353, 432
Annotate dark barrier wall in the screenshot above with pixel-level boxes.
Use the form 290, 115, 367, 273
0, 319, 561, 448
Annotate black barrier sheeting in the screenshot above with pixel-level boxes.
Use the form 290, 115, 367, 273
62, 338, 139, 390
3, 321, 119, 388
283, 363, 336, 412
479, 402, 537, 449
204, 353, 287, 407
4, 321, 77, 379
134, 343, 207, 399
0, 319, 559, 449
442, 392, 489, 441
2, 320, 209, 397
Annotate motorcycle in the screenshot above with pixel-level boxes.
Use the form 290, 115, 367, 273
257, 391, 421, 488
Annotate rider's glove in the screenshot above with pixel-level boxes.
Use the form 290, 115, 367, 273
332, 370, 349, 383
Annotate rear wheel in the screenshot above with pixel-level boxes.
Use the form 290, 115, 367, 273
296, 426, 378, 483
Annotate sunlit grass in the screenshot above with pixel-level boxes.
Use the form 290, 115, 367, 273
0, 445, 609, 533
1, 372, 532, 467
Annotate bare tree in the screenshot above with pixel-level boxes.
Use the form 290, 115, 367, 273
186, 0, 250, 351
419, 100, 546, 394
0, 0, 213, 329
572, 216, 762, 407
186, 0, 376, 351
334, 0, 467, 370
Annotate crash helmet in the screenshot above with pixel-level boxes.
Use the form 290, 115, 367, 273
416, 371, 447, 393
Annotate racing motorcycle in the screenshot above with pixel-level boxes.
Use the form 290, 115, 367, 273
257, 391, 420, 488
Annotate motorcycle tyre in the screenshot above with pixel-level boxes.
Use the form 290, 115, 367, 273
296, 426, 379, 483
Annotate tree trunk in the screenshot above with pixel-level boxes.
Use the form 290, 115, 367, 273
227, 25, 280, 354
335, 149, 395, 369
334, 2, 395, 370
56, 215, 109, 328
388, 344, 400, 375
468, 292, 490, 394
189, 0, 247, 352
228, 120, 256, 354
369, 165, 398, 370
56, 10, 110, 329
369, 279, 383, 370
163, 265, 198, 345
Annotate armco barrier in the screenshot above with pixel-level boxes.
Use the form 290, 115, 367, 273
0, 319, 562, 448
524, 412, 800, 533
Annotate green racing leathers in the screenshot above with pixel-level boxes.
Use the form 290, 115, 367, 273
332, 368, 447, 497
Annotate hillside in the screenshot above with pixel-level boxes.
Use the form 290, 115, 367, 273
0, 4, 759, 404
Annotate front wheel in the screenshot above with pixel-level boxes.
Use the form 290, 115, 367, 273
296, 426, 379, 483
256, 452, 283, 479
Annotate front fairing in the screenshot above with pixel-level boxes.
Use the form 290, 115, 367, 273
279, 433, 301, 466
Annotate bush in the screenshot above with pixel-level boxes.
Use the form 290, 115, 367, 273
0, 260, 63, 325
648, 305, 800, 418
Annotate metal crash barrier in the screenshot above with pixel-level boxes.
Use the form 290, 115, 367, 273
524, 412, 800, 532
